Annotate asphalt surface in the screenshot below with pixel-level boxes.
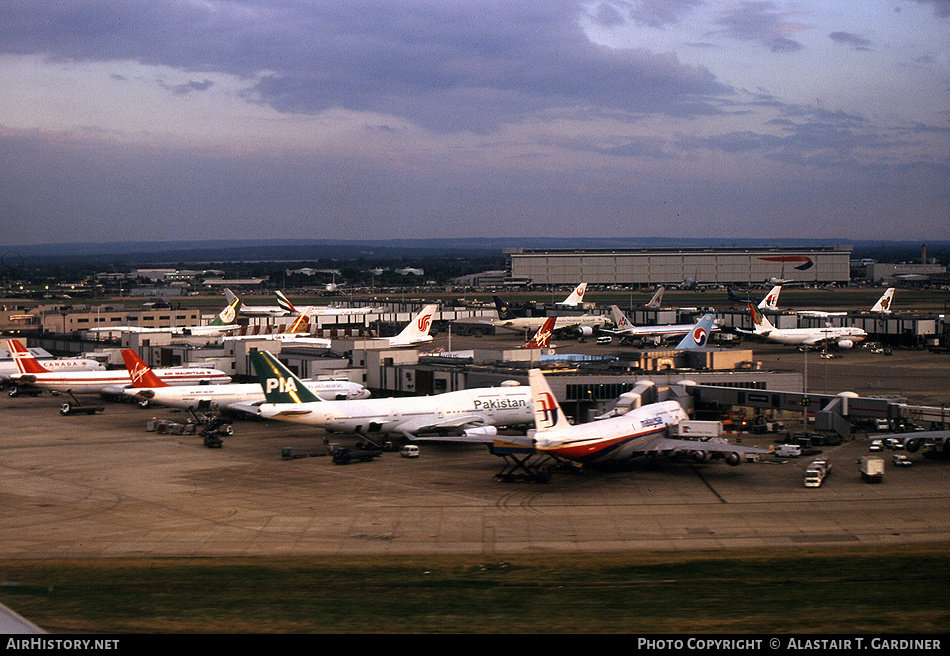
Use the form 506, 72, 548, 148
1, 337, 948, 559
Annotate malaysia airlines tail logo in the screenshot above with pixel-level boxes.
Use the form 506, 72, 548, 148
535, 391, 560, 429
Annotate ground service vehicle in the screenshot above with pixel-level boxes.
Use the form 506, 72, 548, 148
331, 445, 381, 465
804, 459, 831, 487
860, 455, 885, 483
774, 443, 802, 457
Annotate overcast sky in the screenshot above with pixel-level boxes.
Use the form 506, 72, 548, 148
0, 0, 948, 247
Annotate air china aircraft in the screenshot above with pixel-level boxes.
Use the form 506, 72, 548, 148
120, 349, 369, 411
238, 349, 533, 441
5, 339, 231, 396
375, 305, 439, 348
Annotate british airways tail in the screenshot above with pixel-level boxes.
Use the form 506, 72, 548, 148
522, 316, 556, 349
674, 314, 716, 350
871, 288, 895, 314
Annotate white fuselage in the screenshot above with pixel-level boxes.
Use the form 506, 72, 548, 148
535, 400, 689, 464
0, 357, 104, 380
126, 379, 369, 410
11, 367, 231, 395
256, 386, 533, 435
493, 315, 605, 333
759, 325, 867, 346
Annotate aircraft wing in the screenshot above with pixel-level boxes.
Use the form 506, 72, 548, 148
870, 430, 950, 454
395, 414, 520, 442
633, 434, 772, 461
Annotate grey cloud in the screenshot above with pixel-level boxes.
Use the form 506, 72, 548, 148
627, 0, 702, 28
829, 31, 873, 51
0, 1, 732, 133
714, 1, 805, 53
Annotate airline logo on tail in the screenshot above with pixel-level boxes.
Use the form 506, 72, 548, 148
6, 339, 48, 375
535, 391, 560, 430
690, 326, 709, 347
276, 291, 297, 314
249, 350, 321, 404
211, 297, 241, 326
120, 350, 169, 388
523, 317, 556, 349
418, 313, 433, 332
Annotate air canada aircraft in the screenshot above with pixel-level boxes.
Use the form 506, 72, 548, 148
0, 345, 104, 382
239, 349, 533, 441
120, 349, 369, 411
745, 303, 867, 348
5, 339, 231, 396
600, 306, 721, 346
487, 369, 770, 479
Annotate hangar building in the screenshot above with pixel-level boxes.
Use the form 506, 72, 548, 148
505, 246, 853, 287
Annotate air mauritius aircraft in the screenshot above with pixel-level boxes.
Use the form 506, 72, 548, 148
5, 339, 231, 396
494, 369, 769, 471
120, 349, 369, 411
240, 349, 533, 441
746, 303, 867, 348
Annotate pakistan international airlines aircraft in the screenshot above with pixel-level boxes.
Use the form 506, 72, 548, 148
745, 303, 867, 348
120, 349, 369, 411
488, 369, 769, 474
239, 349, 533, 441
88, 296, 242, 337
600, 306, 721, 346
4, 339, 231, 395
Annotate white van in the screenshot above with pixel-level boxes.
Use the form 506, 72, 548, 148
400, 445, 420, 458
774, 444, 802, 457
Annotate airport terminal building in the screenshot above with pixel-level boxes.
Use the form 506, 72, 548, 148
506, 246, 853, 287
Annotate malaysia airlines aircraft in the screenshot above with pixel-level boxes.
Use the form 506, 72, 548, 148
727, 285, 782, 310
746, 303, 867, 348
502, 369, 768, 469
0, 346, 104, 382
120, 349, 369, 411
600, 306, 721, 346
5, 339, 231, 396
239, 349, 533, 441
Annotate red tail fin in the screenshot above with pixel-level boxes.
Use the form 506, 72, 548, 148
5, 339, 49, 374
121, 350, 170, 388
523, 316, 556, 349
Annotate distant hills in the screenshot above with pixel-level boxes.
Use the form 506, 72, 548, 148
1, 238, 946, 267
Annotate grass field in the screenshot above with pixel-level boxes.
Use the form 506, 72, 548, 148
2, 544, 949, 633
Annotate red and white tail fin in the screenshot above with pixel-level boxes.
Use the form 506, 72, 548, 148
121, 350, 170, 388
5, 339, 49, 374
522, 316, 555, 349
560, 283, 587, 306
286, 314, 310, 334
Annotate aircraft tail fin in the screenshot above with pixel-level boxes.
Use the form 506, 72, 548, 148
493, 296, 518, 320
285, 314, 310, 334
248, 350, 322, 404
121, 350, 170, 388
395, 305, 438, 341
675, 314, 716, 350
6, 339, 49, 375
528, 368, 572, 432
872, 288, 895, 314
645, 286, 665, 309
275, 291, 297, 315
758, 285, 782, 310
609, 305, 633, 331
208, 296, 241, 326
748, 302, 774, 333
559, 282, 587, 306
522, 316, 556, 349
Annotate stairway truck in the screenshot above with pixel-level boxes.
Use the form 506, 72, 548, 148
860, 456, 884, 483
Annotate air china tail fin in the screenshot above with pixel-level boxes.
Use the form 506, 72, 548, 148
275, 291, 297, 315
528, 369, 572, 432
5, 339, 48, 375
395, 305, 438, 341
493, 296, 518, 321
758, 285, 782, 311
522, 316, 556, 349
872, 288, 895, 314
675, 314, 716, 350
248, 350, 322, 404
121, 350, 170, 388
559, 283, 587, 306
645, 286, 665, 309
